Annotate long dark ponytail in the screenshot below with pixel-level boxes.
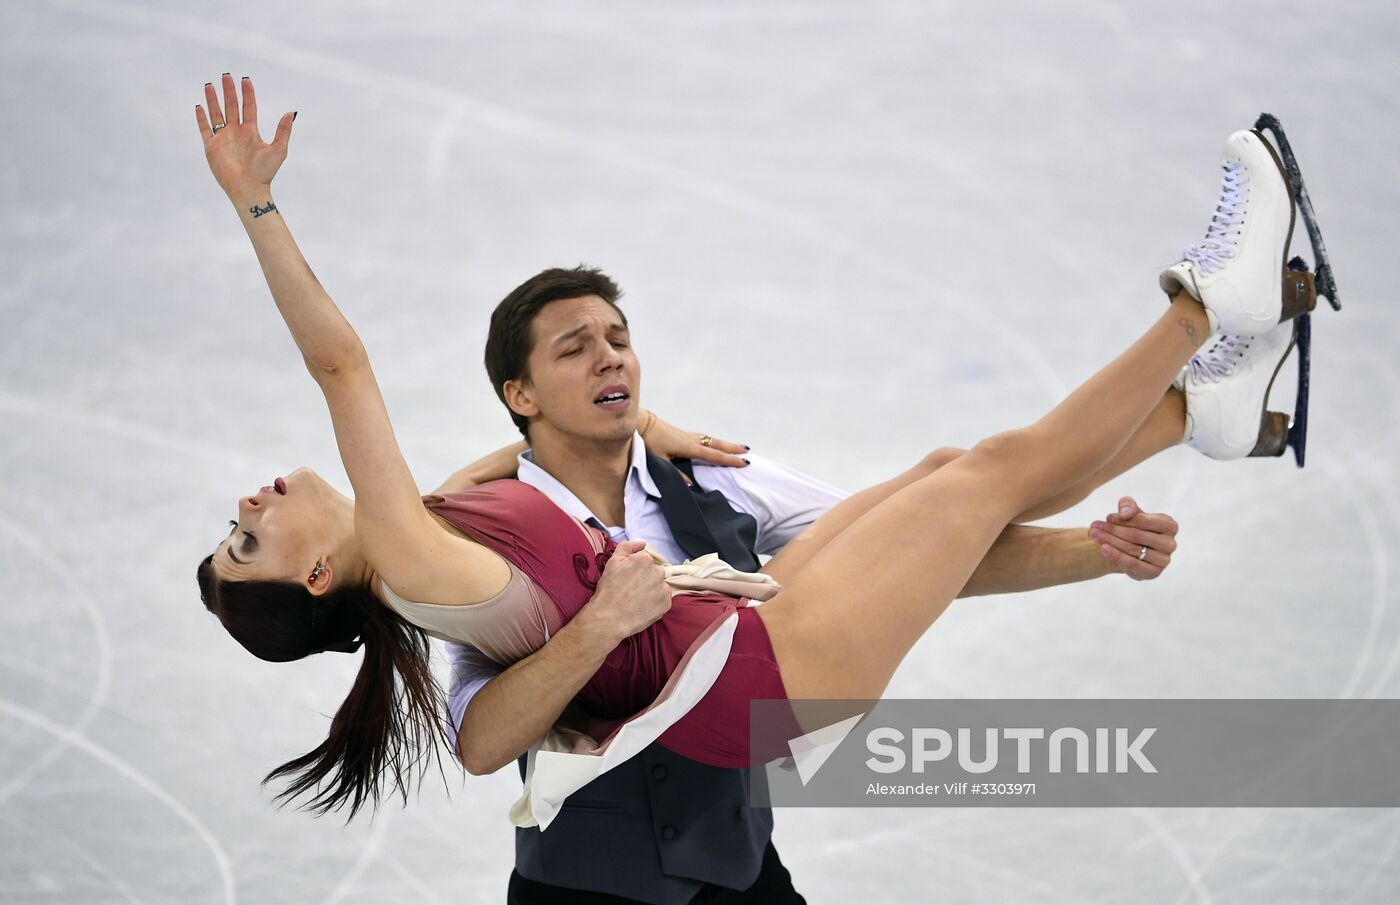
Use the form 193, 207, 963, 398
197, 555, 450, 819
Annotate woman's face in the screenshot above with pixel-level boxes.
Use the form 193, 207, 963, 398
212, 467, 348, 586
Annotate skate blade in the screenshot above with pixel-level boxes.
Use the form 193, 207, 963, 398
1253, 114, 1341, 311
1288, 312, 1311, 468
1257, 315, 1310, 467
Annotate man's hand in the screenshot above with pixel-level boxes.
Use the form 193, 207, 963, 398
1090, 496, 1179, 581
576, 540, 672, 643
453, 541, 670, 774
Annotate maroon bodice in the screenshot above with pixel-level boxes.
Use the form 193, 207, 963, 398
422, 479, 746, 731
422, 480, 618, 614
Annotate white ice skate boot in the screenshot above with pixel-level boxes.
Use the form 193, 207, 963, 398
1175, 319, 1299, 460
1160, 130, 1316, 335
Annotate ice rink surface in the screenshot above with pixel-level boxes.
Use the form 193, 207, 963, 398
3, 0, 1399, 902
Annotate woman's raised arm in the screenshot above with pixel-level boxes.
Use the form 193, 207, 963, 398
195, 74, 508, 603
196, 75, 357, 373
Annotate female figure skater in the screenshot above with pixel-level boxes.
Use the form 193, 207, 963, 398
193, 75, 1319, 821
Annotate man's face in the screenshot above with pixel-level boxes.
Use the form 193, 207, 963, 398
508, 294, 641, 444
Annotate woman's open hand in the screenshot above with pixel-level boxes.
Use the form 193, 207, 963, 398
638, 410, 749, 471
195, 74, 295, 197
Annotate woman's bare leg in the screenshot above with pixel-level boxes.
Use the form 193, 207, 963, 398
761, 387, 1186, 586
759, 293, 1208, 702
761, 448, 963, 586
1016, 386, 1186, 521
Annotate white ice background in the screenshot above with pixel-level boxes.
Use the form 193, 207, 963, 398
2, 1, 1399, 902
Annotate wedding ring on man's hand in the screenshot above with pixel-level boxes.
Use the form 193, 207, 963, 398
212, 123, 226, 132
699, 435, 713, 447
1138, 545, 1149, 561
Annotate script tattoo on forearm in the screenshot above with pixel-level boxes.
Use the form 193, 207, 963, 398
249, 201, 278, 218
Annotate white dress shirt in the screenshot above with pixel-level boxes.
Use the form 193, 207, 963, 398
444, 433, 848, 734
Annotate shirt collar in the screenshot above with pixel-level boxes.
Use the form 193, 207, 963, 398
515, 432, 662, 525
628, 432, 663, 499
515, 448, 598, 526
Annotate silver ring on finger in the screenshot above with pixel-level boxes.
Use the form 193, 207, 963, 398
212, 122, 226, 132
1138, 545, 1149, 562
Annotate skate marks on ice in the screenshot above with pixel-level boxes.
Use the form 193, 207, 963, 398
0, 516, 113, 806
40, 0, 1068, 398
0, 701, 237, 905
8, 0, 1400, 903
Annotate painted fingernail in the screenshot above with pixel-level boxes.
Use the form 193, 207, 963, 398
742, 459, 751, 465
222, 72, 230, 76
293, 111, 298, 120
241, 75, 249, 80
204, 81, 212, 86
742, 445, 751, 452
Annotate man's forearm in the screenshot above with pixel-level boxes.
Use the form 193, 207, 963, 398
456, 614, 617, 775
958, 525, 1110, 598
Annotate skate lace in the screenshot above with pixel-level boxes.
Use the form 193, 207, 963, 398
1180, 161, 1249, 275
1187, 333, 1253, 383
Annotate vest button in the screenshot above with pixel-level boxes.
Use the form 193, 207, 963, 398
661, 825, 677, 841
651, 764, 668, 780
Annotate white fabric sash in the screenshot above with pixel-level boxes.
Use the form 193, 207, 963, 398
508, 551, 779, 829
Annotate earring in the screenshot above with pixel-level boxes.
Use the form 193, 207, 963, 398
310, 562, 327, 584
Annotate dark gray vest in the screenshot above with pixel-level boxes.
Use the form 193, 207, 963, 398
513, 453, 770, 903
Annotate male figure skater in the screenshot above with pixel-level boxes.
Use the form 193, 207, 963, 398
435, 267, 1180, 904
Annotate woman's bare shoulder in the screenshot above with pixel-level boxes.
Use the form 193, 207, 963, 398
359, 501, 514, 607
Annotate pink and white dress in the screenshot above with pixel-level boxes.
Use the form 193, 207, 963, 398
377, 480, 798, 828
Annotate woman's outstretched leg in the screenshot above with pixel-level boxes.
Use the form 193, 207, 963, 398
1015, 387, 1186, 521
760, 447, 965, 586
761, 125, 1306, 703
762, 388, 1186, 588
759, 293, 1212, 701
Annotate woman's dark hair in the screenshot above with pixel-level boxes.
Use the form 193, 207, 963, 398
484, 265, 626, 438
196, 555, 448, 819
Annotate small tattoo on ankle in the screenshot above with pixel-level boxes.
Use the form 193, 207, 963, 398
1178, 317, 1198, 341
249, 201, 278, 218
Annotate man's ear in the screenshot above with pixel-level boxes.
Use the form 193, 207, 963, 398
503, 379, 540, 420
